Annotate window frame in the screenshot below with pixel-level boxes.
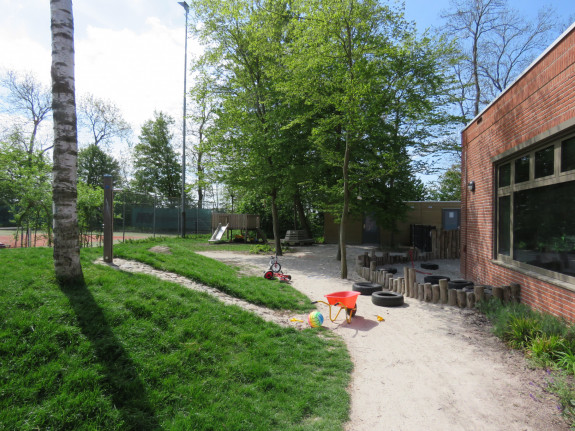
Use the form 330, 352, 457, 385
494, 131, 575, 285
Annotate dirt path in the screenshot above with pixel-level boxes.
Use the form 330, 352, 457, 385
102, 244, 570, 430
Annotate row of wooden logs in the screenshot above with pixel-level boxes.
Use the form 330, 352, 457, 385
356, 261, 520, 308
357, 249, 433, 266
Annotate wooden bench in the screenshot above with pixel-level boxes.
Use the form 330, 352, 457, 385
281, 230, 314, 246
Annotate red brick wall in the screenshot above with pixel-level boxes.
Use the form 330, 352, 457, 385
461, 27, 575, 321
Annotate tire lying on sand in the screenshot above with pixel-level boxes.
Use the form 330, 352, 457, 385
371, 291, 404, 307
423, 275, 450, 284
448, 279, 474, 289
382, 267, 397, 274
421, 263, 439, 270
352, 282, 383, 296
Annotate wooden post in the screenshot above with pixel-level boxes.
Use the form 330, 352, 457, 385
448, 289, 457, 306
432, 284, 440, 303
456, 290, 467, 308
466, 292, 476, 308
503, 285, 511, 303
492, 286, 504, 302
408, 268, 416, 298
370, 261, 376, 281
474, 285, 485, 303
418, 284, 424, 301
398, 277, 404, 294
103, 175, 113, 263
510, 283, 521, 303
439, 279, 448, 304
424, 283, 432, 302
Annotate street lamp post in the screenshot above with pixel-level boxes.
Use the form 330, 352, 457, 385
178, 1, 189, 238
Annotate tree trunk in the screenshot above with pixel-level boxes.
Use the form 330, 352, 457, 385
340, 130, 351, 279
197, 141, 204, 209
271, 188, 282, 256
50, 0, 84, 285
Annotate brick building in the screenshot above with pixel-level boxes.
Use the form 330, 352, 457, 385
461, 23, 575, 321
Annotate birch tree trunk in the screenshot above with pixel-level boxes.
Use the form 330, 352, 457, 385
50, 0, 84, 285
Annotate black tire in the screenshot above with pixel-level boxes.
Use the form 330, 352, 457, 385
380, 267, 397, 274
448, 279, 474, 290
270, 262, 281, 272
372, 291, 404, 307
423, 275, 450, 284
421, 263, 439, 270
352, 282, 383, 295
346, 305, 357, 318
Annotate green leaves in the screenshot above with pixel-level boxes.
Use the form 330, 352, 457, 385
132, 111, 181, 203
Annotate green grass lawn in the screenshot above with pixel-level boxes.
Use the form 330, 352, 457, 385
112, 236, 313, 311
1, 240, 352, 430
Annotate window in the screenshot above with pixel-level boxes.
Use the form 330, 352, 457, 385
535, 146, 554, 178
496, 132, 575, 281
515, 155, 530, 183
562, 137, 575, 172
499, 163, 511, 188
498, 196, 510, 256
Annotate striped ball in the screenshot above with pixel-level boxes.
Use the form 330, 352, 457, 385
308, 311, 324, 328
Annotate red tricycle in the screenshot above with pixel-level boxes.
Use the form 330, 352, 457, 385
263, 255, 292, 282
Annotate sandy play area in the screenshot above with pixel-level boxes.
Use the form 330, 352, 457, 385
103, 243, 570, 430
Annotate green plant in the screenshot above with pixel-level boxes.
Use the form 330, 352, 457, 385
249, 243, 272, 254
529, 335, 564, 365
557, 349, 575, 375
546, 370, 575, 423
504, 316, 543, 349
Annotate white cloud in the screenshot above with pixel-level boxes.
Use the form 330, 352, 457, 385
0, 1, 196, 139
76, 17, 185, 131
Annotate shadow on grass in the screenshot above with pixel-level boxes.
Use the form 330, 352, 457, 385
60, 282, 161, 430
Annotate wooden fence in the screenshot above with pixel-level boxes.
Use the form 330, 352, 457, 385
430, 228, 460, 259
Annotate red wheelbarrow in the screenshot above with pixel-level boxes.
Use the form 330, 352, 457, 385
312, 291, 360, 324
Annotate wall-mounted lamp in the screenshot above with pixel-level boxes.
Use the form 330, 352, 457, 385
467, 181, 475, 192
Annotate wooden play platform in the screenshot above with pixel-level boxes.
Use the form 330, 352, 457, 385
209, 213, 267, 243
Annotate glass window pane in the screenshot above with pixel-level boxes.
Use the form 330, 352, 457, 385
513, 180, 575, 277
562, 137, 575, 172
535, 145, 554, 178
499, 163, 511, 188
515, 155, 530, 183
498, 195, 511, 256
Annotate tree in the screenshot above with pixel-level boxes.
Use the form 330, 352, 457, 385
50, 0, 84, 284
78, 144, 122, 188
286, 0, 458, 277
426, 164, 462, 201
0, 139, 52, 246
132, 111, 181, 203
188, 70, 217, 210
78, 93, 131, 148
190, 0, 312, 255
441, 0, 558, 120
0, 70, 53, 154
77, 181, 105, 247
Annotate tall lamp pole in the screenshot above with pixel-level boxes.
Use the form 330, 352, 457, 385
178, 1, 189, 238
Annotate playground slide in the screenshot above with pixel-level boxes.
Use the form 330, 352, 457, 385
209, 223, 228, 242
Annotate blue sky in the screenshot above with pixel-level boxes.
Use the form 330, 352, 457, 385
0, 0, 573, 147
